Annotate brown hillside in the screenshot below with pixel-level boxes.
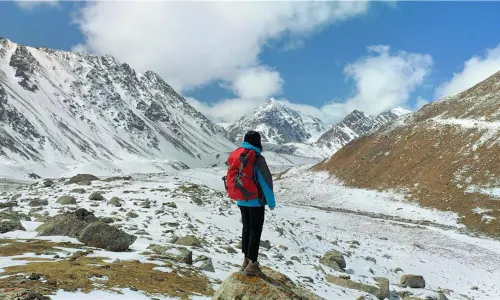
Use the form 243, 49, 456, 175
314, 71, 500, 237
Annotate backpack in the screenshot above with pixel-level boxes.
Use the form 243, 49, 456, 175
223, 148, 261, 201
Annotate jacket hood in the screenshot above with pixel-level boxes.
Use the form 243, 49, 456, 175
241, 142, 262, 154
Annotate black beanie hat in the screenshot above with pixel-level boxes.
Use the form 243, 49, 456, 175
243, 130, 262, 151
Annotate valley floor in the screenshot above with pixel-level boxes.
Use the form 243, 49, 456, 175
0, 166, 499, 299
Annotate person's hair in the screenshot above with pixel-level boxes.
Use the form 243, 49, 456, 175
243, 130, 262, 151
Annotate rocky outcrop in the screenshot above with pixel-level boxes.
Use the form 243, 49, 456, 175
175, 235, 201, 247
67, 174, 100, 185
327, 275, 389, 300
56, 195, 77, 205
213, 267, 323, 300
147, 244, 193, 264
36, 208, 97, 238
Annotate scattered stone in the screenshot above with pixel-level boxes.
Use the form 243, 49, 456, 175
70, 188, 86, 194
213, 267, 322, 300
327, 275, 389, 300
56, 195, 77, 205
28, 273, 41, 280
28, 199, 48, 207
0, 201, 18, 208
320, 250, 346, 272
108, 197, 123, 207
10, 194, 22, 201
130, 287, 138, 292
78, 221, 137, 252
471, 286, 479, 290
148, 244, 193, 264
36, 208, 97, 238
175, 235, 201, 247
315, 235, 323, 241
43, 179, 55, 187
89, 192, 105, 201
350, 240, 360, 246
194, 255, 215, 272
142, 200, 151, 209
286, 261, 294, 266
135, 229, 150, 236
393, 267, 404, 273
100, 217, 114, 224
222, 246, 237, 254
126, 211, 139, 218
290, 256, 301, 263
365, 256, 377, 264
166, 202, 177, 208
339, 274, 351, 279
437, 291, 449, 300
67, 174, 100, 185
382, 254, 392, 259
260, 240, 271, 249
0, 211, 26, 233
400, 275, 426, 288
279, 245, 288, 251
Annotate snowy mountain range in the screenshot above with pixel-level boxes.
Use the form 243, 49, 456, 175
226, 98, 410, 158
314, 107, 411, 156
226, 98, 327, 144
0, 38, 236, 178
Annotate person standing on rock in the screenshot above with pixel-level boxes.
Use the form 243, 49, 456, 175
223, 130, 276, 276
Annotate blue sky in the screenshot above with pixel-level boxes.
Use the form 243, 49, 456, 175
1, 1, 500, 124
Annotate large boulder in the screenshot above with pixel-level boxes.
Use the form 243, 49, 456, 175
78, 222, 136, 252
327, 275, 389, 300
66, 174, 100, 185
320, 250, 346, 271
89, 192, 105, 201
400, 275, 426, 288
194, 255, 215, 272
0, 211, 25, 233
213, 267, 323, 300
36, 208, 97, 238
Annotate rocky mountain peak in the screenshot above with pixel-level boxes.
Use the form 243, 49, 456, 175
226, 99, 327, 145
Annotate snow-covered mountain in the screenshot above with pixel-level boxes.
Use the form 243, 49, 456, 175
226, 98, 327, 144
314, 107, 411, 155
0, 38, 236, 178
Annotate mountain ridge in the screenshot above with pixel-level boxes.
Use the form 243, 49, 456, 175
0, 38, 235, 178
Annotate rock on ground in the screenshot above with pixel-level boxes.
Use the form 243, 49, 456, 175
175, 235, 201, 247
213, 267, 324, 300
0, 288, 51, 300
320, 250, 346, 271
0, 211, 25, 233
400, 275, 426, 288
67, 174, 100, 185
36, 208, 97, 238
327, 275, 389, 300
56, 195, 77, 205
194, 255, 215, 272
89, 192, 105, 201
109, 197, 123, 207
147, 244, 193, 264
78, 221, 137, 252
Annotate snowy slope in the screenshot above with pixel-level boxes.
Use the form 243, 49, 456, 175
1, 167, 499, 300
0, 38, 236, 179
226, 98, 327, 145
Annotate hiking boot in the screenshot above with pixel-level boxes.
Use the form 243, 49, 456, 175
240, 257, 250, 271
243, 261, 264, 277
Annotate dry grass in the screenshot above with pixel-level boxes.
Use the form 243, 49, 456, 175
315, 121, 500, 237
0, 255, 214, 298
11, 257, 55, 261
0, 239, 82, 256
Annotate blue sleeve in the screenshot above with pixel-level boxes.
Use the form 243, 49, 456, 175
257, 169, 276, 209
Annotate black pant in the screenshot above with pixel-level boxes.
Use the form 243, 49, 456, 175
239, 206, 265, 262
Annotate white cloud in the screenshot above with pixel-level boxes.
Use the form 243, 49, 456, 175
186, 66, 283, 123
15, 0, 59, 11
415, 96, 430, 110
231, 66, 284, 100
278, 46, 432, 124
74, 1, 369, 92
436, 43, 500, 99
